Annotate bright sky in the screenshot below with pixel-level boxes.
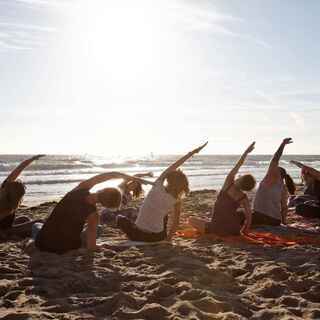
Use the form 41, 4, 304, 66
1, 0, 320, 155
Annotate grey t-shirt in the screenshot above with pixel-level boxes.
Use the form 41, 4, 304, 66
254, 179, 283, 220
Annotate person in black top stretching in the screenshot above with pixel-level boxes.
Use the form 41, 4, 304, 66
0, 155, 44, 239
34, 171, 146, 254
290, 160, 320, 218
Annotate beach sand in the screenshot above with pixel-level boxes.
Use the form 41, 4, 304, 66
1, 190, 320, 319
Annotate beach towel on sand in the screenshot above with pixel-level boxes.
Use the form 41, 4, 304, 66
176, 227, 320, 246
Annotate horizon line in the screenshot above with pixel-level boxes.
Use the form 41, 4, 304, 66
0, 153, 319, 157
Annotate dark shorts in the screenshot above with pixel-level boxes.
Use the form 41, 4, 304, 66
296, 202, 320, 218
100, 208, 138, 225
117, 216, 167, 242
252, 211, 281, 226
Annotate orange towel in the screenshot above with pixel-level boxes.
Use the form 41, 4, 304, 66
176, 228, 320, 246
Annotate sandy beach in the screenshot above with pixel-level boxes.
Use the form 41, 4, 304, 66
1, 189, 320, 320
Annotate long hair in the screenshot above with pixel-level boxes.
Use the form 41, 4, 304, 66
279, 167, 296, 195
125, 181, 143, 199
0, 181, 26, 212
165, 170, 189, 199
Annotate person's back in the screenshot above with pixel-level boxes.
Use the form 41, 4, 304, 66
252, 139, 295, 226
305, 179, 320, 200
135, 181, 175, 233
35, 188, 96, 254
209, 186, 245, 236
0, 180, 22, 230
254, 180, 283, 221
118, 144, 205, 242
189, 142, 256, 236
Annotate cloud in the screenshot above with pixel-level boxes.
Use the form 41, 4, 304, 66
0, 22, 56, 33
10, 0, 72, 9
0, 0, 72, 51
0, 29, 49, 51
12, 0, 55, 5
169, 1, 271, 49
0, 39, 32, 50
0, 22, 57, 51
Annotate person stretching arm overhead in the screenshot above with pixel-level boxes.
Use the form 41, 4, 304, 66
189, 142, 256, 236
0, 155, 45, 239
34, 171, 147, 254
290, 160, 320, 218
252, 138, 295, 226
118, 142, 208, 242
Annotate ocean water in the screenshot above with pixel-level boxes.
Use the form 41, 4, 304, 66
0, 154, 319, 206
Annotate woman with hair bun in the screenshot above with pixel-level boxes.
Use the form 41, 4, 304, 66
252, 138, 295, 226
189, 142, 256, 236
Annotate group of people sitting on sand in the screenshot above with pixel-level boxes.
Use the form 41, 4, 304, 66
0, 138, 319, 255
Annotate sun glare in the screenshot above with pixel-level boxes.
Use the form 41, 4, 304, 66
68, 2, 176, 91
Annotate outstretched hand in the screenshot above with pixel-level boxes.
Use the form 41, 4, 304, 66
193, 141, 208, 154
290, 160, 304, 169
290, 160, 299, 165
245, 142, 255, 154
283, 138, 293, 145
31, 154, 46, 161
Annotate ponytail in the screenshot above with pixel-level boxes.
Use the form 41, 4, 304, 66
284, 173, 296, 195
1, 181, 26, 211
279, 167, 296, 195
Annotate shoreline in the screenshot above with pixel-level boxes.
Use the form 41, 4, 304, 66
21, 188, 219, 208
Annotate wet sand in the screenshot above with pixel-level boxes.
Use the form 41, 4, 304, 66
1, 190, 320, 319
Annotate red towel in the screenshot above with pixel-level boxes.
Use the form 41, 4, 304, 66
176, 228, 320, 246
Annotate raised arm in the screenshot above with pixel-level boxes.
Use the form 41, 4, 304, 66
167, 201, 182, 240
157, 142, 208, 183
134, 172, 153, 178
266, 138, 292, 178
76, 172, 155, 191
281, 187, 289, 225
86, 211, 99, 251
5, 155, 45, 183
223, 142, 255, 189
290, 160, 304, 169
240, 197, 252, 234
291, 160, 320, 181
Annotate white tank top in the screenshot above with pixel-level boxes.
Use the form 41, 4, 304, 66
254, 179, 284, 220
135, 181, 176, 233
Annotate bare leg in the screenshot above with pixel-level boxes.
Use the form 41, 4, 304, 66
188, 217, 207, 234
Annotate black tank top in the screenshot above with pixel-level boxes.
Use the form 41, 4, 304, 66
35, 188, 96, 254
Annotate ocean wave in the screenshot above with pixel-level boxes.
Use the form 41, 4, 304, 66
0, 163, 94, 172
24, 172, 226, 186
26, 178, 83, 186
